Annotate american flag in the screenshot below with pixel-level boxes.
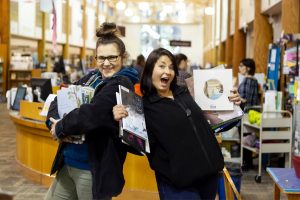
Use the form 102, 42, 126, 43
52, 0, 57, 51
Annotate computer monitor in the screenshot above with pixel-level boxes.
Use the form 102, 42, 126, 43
31, 78, 52, 102
11, 87, 27, 111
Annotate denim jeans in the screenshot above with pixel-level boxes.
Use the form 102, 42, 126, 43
155, 172, 219, 200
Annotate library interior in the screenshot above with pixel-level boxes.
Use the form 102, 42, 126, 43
0, 0, 300, 200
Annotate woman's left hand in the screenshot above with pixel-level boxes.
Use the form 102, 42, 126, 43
228, 88, 241, 106
50, 117, 59, 140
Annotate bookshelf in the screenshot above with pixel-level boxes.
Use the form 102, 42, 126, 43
9, 69, 32, 88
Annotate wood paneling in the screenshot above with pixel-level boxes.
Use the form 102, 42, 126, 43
225, 36, 233, 67
63, 0, 70, 59
0, 44, 8, 94
0, 0, 10, 44
218, 42, 225, 64
282, 0, 300, 33
38, 12, 46, 63
232, 0, 245, 76
253, 0, 272, 74
0, 0, 10, 94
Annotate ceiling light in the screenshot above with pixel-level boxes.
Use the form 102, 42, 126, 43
116, 1, 126, 10
204, 6, 214, 15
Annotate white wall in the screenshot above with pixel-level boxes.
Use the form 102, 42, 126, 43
180, 24, 204, 66
122, 24, 142, 62
122, 24, 204, 66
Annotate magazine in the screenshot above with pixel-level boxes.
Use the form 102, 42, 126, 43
193, 69, 233, 110
116, 85, 150, 154
56, 85, 95, 142
57, 85, 95, 118
185, 76, 243, 133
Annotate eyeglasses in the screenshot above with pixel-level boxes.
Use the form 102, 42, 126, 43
95, 55, 119, 64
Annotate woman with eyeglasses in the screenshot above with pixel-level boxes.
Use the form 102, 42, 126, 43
44, 22, 138, 200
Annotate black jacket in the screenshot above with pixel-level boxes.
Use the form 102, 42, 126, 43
143, 86, 224, 188
47, 70, 135, 199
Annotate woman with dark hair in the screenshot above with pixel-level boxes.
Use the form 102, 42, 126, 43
134, 54, 145, 80
113, 48, 241, 200
238, 58, 259, 110
45, 22, 138, 200
175, 53, 191, 86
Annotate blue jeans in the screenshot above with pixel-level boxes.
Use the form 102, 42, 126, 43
155, 173, 219, 200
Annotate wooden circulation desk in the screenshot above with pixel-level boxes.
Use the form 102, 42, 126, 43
10, 111, 157, 192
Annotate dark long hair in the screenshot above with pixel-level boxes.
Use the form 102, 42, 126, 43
140, 48, 178, 97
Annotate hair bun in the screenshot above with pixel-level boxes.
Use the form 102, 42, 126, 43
96, 22, 120, 37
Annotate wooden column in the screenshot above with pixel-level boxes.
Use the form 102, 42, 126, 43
282, 0, 300, 33
203, 8, 213, 65
225, 0, 233, 67
80, 0, 87, 59
0, 0, 10, 93
225, 36, 233, 67
218, 42, 225, 64
63, 0, 70, 60
253, 0, 272, 74
232, 0, 245, 76
37, 12, 46, 63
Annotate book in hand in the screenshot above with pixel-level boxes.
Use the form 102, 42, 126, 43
193, 69, 233, 110
202, 105, 243, 133
116, 85, 150, 154
56, 85, 95, 142
57, 85, 95, 118
185, 75, 244, 133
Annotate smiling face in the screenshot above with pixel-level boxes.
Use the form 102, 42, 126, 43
96, 43, 123, 78
151, 55, 175, 97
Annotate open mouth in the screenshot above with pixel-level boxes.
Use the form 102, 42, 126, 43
160, 77, 170, 85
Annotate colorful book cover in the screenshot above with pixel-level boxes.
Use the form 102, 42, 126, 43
116, 85, 150, 154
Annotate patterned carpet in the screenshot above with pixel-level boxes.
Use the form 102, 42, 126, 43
0, 103, 287, 200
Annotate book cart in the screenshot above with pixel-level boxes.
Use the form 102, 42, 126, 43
241, 106, 293, 183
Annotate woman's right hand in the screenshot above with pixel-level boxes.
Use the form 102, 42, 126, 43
113, 104, 128, 121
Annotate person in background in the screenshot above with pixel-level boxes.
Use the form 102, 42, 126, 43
175, 53, 192, 86
133, 54, 145, 81
113, 48, 241, 200
53, 56, 66, 75
238, 58, 259, 171
45, 22, 138, 200
238, 58, 259, 110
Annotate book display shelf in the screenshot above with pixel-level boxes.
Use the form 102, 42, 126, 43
241, 106, 293, 183
9, 69, 32, 88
